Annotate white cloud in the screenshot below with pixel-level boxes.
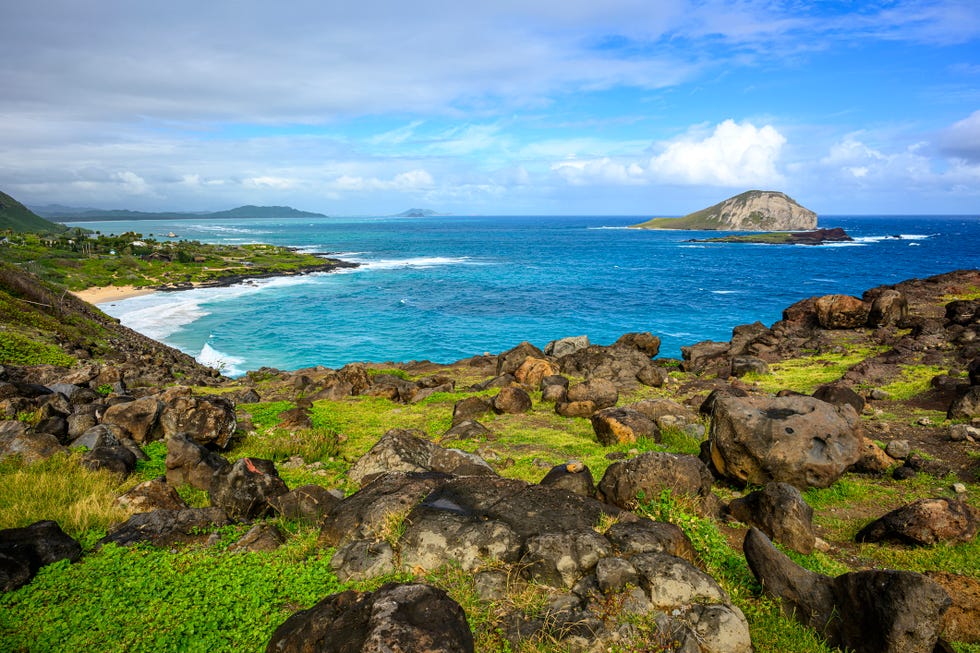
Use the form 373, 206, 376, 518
243, 176, 297, 190
329, 169, 434, 193
647, 120, 786, 186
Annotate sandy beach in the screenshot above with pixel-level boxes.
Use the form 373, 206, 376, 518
71, 285, 159, 305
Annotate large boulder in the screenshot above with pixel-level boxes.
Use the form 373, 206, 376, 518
745, 528, 951, 653
266, 583, 474, 653
855, 498, 980, 546
522, 530, 612, 588
614, 332, 661, 357
560, 345, 665, 387
538, 461, 595, 497
348, 429, 494, 486
727, 482, 816, 554
115, 477, 188, 512
566, 378, 618, 410
0, 421, 66, 464
100, 396, 163, 443
0, 520, 82, 592
451, 396, 493, 425
597, 452, 714, 511
707, 395, 862, 489
681, 340, 730, 374
165, 432, 231, 490
866, 289, 909, 327
513, 357, 560, 388
399, 505, 522, 573
496, 342, 546, 376
590, 407, 659, 446
491, 386, 533, 414
158, 389, 237, 448
209, 457, 289, 520
814, 294, 870, 329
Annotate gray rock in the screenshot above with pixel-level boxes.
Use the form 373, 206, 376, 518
604, 518, 697, 562
884, 439, 910, 459
676, 603, 752, 653
594, 556, 639, 593
949, 386, 980, 420
348, 429, 433, 485
81, 445, 137, 476
708, 394, 862, 489
330, 540, 396, 582
440, 420, 492, 442
100, 396, 164, 443
229, 523, 285, 552
266, 583, 474, 653
545, 336, 590, 358
949, 423, 980, 441
631, 551, 728, 609
399, 506, 521, 572
522, 530, 612, 588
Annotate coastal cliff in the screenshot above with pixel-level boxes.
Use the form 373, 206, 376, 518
633, 190, 817, 231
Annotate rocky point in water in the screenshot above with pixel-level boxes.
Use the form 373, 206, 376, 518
631, 190, 818, 231
690, 227, 854, 245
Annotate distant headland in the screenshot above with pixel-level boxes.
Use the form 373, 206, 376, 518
631, 190, 817, 231
31, 204, 329, 222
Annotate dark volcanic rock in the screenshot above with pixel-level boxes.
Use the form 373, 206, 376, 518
522, 530, 612, 588
209, 457, 289, 520
269, 484, 341, 524
166, 432, 231, 490
597, 452, 714, 511
727, 482, 816, 554
0, 421, 66, 463
115, 477, 188, 512
707, 394, 862, 489
451, 396, 493, 425
81, 445, 137, 476
539, 461, 595, 497
0, 520, 82, 592
266, 582, 474, 653
158, 389, 237, 448
814, 294, 870, 329
681, 340, 730, 374
491, 386, 533, 414
100, 396, 163, 443
855, 498, 980, 546
496, 342, 546, 376
566, 378, 618, 409
744, 527, 950, 653
948, 386, 980, 420
812, 383, 865, 415
399, 505, 522, 572
604, 518, 697, 563
98, 507, 231, 548
348, 429, 494, 486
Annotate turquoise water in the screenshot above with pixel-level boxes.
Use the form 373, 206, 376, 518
83, 215, 980, 375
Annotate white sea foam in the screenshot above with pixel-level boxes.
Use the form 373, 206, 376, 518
357, 256, 477, 270
197, 342, 247, 377
587, 226, 631, 230
711, 290, 740, 295
104, 295, 209, 340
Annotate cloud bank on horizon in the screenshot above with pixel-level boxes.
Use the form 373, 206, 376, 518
1, 0, 979, 215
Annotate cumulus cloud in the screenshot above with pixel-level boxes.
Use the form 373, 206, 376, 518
550, 120, 786, 188
647, 120, 786, 186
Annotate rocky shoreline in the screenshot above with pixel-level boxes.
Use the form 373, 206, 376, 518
153, 255, 359, 292
1, 266, 979, 652
689, 226, 854, 245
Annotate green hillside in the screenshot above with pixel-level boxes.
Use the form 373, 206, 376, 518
0, 190, 67, 233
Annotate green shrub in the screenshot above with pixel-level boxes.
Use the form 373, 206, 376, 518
0, 331, 75, 366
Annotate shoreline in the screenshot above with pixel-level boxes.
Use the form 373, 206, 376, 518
72, 257, 360, 306
71, 285, 159, 304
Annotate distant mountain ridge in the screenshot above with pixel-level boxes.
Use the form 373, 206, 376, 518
395, 208, 445, 217
38, 204, 328, 222
0, 190, 68, 233
632, 190, 817, 231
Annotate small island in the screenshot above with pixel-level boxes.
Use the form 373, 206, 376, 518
632, 190, 817, 231
690, 227, 854, 245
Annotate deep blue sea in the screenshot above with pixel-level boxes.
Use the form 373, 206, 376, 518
80, 215, 980, 376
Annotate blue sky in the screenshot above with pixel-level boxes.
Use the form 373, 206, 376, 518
1, 0, 979, 215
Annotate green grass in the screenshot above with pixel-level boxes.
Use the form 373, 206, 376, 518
0, 532, 341, 653
877, 364, 952, 400
744, 348, 884, 394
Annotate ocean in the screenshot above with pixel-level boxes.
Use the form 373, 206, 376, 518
80, 214, 980, 377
